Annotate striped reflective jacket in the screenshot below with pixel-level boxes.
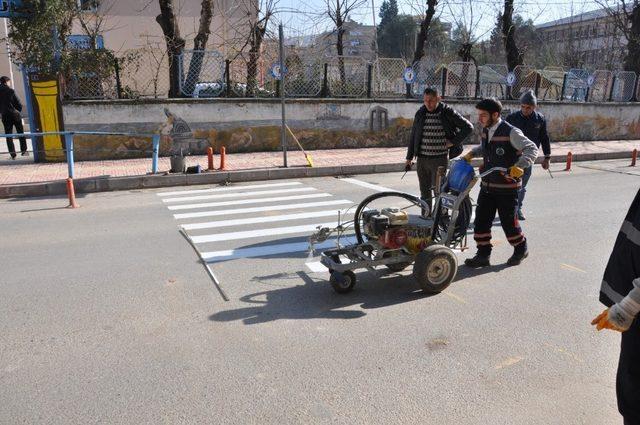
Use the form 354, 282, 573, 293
600, 189, 640, 307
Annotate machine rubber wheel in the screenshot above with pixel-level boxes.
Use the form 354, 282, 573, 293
412, 245, 457, 294
330, 270, 357, 294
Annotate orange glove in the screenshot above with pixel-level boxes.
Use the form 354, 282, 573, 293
508, 166, 524, 179
591, 308, 627, 332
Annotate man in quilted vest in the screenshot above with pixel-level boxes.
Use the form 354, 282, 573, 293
462, 98, 538, 267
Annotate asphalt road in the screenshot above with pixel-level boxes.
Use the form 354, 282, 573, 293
1, 160, 639, 424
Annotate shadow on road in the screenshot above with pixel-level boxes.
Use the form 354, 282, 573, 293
209, 270, 436, 325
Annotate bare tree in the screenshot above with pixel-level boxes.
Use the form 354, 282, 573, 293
156, 0, 186, 97
183, 0, 214, 95
246, 0, 276, 96
446, 0, 489, 96
325, 0, 368, 86
597, 0, 640, 73
447, 0, 489, 66
156, 0, 217, 97
501, 0, 523, 71
412, 0, 439, 64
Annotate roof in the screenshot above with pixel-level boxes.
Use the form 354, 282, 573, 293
535, 8, 613, 29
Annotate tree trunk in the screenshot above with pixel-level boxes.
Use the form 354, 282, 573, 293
246, 25, 266, 97
502, 0, 523, 71
156, 0, 186, 98
456, 43, 473, 97
624, 3, 640, 75
336, 13, 346, 90
183, 0, 214, 96
412, 0, 438, 65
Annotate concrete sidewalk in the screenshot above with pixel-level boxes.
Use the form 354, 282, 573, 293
1, 140, 638, 198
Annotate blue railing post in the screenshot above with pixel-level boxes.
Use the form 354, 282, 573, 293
64, 132, 75, 178
151, 135, 160, 173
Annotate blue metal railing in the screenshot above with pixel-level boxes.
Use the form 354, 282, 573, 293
0, 131, 161, 178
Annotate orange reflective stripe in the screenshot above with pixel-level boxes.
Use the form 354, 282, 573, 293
507, 233, 524, 241
474, 232, 492, 238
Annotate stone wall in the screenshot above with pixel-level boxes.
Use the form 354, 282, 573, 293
62, 98, 640, 160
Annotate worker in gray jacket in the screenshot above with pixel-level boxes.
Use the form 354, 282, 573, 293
592, 188, 640, 425
463, 98, 538, 267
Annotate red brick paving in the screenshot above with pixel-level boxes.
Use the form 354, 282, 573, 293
1, 141, 639, 186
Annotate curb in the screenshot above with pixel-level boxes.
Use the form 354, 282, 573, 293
0, 151, 636, 198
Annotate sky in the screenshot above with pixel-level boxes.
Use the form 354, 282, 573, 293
273, 0, 606, 41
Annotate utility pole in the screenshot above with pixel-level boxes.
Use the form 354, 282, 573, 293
279, 23, 288, 168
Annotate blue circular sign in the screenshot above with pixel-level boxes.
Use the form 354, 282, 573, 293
506, 72, 516, 86
269, 62, 288, 79
403, 67, 416, 84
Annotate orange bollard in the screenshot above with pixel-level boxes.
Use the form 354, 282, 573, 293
564, 151, 573, 171
220, 146, 226, 170
207, 147, 214, 171
66, 178, 79, 208
632, 149, 638, 167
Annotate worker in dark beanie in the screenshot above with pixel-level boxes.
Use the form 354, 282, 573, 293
462, 98, 538, 267
506, 90, 551, 220
591, 188, 640, 425
0, 76, 27, 159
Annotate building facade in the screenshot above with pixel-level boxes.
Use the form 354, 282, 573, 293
535, 8, 626, 70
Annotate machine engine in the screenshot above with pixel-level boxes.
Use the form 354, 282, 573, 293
362, 208, 432, 252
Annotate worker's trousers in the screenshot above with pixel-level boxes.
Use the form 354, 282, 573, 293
473, 188, 526, 257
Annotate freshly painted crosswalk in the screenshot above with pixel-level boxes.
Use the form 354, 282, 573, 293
157, 180, 358, 270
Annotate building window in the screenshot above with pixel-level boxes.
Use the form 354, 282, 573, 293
78, 0, 99, 11
68, 34, 104, 49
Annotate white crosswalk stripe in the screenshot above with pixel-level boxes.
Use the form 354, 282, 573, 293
190, 222, 340, 244
181, 210, 354, 231
167, 193, 333, 211
162, 187, 316, 203
173, 199, 353, 220
156, 181, 302, 197
200, 239, 345, 263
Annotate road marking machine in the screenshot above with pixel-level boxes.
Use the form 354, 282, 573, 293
309, 160, 508, 294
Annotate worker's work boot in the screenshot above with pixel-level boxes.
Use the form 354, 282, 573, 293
507, 241, 529, 266
464, 254, 490, 268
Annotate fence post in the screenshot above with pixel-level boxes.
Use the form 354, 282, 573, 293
585, 85, 591, 102
609, 75, 617, 102
321, 63, 329, 97
20, 66, 39, 162
225, 59, 231, 97
441, 67, 448, 97
366, 63, 373, 98
405, 82, 412, 99
151, 134, 160, 174
64, 133, 75, 179
534, 72, 541, 97
114, 57, 123, 99
561, 73, 569, 101
474, 67, 480, 99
